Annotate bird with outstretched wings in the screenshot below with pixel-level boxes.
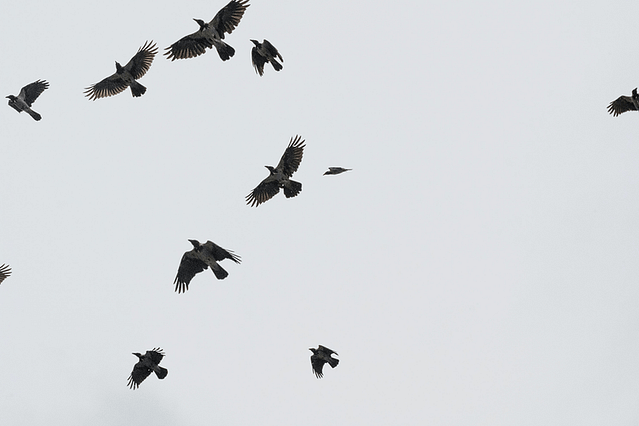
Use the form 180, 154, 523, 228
174, 239, 241, 293
128, 348, 168, 389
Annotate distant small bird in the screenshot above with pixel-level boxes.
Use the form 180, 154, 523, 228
6, 80, 49, 120
250, 39, 283, 76
323, 167, 352, 176
246, 135, 305, 207
309, 345, 339, 378
0, 264, 11, 284
608, 88, 639, 116
165, 0, 250, 61
128, 348, 168, 389
84, 41, 158, 100
174, 239, 241, 293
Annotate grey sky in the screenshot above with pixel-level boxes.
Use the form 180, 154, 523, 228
2, 0, 639, 425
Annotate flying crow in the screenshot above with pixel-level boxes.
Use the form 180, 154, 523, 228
6, 80, 49, 120
174, 239, 241, 293
165, 0, 250, 61
84, 41, 158, 100
323, 167, 352, 176
250, 39, 283, 76
608, 88, 639, 116
128, 348, 168, 389
246, 135, 305, 207
309, 345, 339, 378
0, 264, 11, 284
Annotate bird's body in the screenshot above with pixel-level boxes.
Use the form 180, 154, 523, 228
0, 264, 11, 284
608, 88, 639, 116
128, 348, 168, 389
250, 39, 283, 76
323, 167, 352, 176
174, 239, 241, 293
165, 0, 250, 61
6, 80, 49, 120
309, 345, 339, 378
84, 41, 158, 100
246, 135, 306, 207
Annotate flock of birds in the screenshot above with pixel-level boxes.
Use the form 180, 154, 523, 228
4, 0, 349, 388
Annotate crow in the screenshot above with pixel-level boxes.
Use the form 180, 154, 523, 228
0, 264, 11, 284
165, 0, 250, 61
608, 88, 639, 116
84, 41, 158, 100
6, 80, 49, 120
128, 348, 168, 389
309, 345, 339, 378
246, 135, 305, 207
250, 39, 283, 76
323, 167, 352, 176
174, 239, 241, 293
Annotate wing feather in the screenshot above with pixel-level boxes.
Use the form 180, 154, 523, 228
246, 177, 280, 207
276, 135, 305, 177
210, 0, 250, 37
124, 41, 158, 79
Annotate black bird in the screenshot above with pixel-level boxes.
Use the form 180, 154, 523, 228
323, 167, 352, 176
84, 41, 158, 100
165, 0, 250, 61
174, 239, 241, 293
6, 80, 49, 121
128, 348, 168, 389
608, 88, 639, 116
250, 39, 283, 76
246, 135, 305, 207
0, 264, 11, 284
309, 345, 339, 378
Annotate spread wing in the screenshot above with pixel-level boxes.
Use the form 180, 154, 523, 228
318, 345, 337, 356
204, 241, 241, 263
165, 30, 212, 61
262, 40, 282, 61
123, 41, 158, 79
251, 47, 267, 76
146, 348, 165, 364
276, 135, 305, 177
19, 80, 49, 106
310, 355, 327, 378
607, 95, 636, 116
174, 251, 208, 293
84, 73, 129, 100
0, 264, 11, 284
128, 361, 153, 389
210, 0, 250, 38
246, 175, 280, 207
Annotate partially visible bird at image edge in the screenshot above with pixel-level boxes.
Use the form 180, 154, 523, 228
0, 264, 11, 284
608, 88, 639, 116
323, 167, 352, 176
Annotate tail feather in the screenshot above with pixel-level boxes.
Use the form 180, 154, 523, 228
155, 366, 168, 380
328, 358, 339, 368
130, 81, 147, 97
212, 264, 229, 280
214, 41, 235, 61
283, 180, 302, 198
271, 60, 283, 71
26, 108, 41, 121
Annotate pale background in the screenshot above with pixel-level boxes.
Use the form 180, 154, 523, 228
2, 0, 639, 425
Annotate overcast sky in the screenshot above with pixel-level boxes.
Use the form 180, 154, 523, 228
2, 0, 639, 425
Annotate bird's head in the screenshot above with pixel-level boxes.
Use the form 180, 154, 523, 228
115, 61, 124, 73
265, 165, 276, 174
5, 95, 16, 100
309, 348, 316, 354
250, 39, 260, 46
132, 352, 143, 359
633, 88, 638, 97
188, 239, 201, 249
193, 18, 207, 29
